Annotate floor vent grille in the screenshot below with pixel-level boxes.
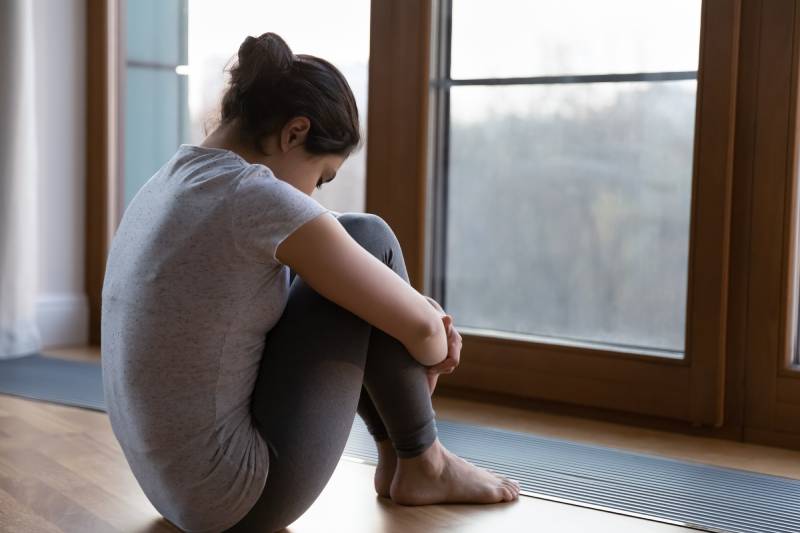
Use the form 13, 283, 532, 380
343, 417, 800, 533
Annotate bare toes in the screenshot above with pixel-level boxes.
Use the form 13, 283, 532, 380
502, 480, 520, 499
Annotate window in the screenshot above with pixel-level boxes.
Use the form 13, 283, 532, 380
368, 0, 740, 425
121, 0, 370, 216
738, 0, 800, 441
185, 0, 370, 214
441, 0, 701, 357
89, 0, 800, 447
123, 0, 188, 210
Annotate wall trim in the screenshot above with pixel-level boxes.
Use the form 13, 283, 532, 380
36, 292, 89, 348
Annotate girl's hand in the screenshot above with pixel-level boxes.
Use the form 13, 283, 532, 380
425, 314, 462, 395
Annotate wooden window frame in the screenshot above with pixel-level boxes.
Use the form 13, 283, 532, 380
86, 0, 122, 346
368, 0, 740, 427
741, 0, 800, 449
86, 0, 800, 448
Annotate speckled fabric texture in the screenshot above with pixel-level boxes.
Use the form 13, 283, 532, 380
100, 144, 332, 532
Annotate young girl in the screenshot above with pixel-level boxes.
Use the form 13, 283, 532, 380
101, 31, 519, 533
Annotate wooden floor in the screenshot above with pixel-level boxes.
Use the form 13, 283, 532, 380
1, 346, 799, 533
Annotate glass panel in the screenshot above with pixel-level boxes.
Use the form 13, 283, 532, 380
187, 0, 371, 213
123, 0, 369, 214
124, 0, 187, 211
445, 81, 697, 356
124, 67, 184, 208
126, 0, 184, 65
450, 0, 702, 79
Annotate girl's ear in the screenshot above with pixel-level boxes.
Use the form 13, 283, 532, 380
284, 117, 310, 147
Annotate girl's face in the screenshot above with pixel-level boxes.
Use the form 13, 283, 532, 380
259, 116, 346, 196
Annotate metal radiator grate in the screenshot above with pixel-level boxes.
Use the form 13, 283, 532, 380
342, 417, 800, 533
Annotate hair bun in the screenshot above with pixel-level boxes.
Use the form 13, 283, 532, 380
235, 32, 295, 94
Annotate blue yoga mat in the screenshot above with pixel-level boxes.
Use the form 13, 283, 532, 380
0, 353, 105, 410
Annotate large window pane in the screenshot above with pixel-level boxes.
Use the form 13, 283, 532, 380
127, 0, 185, 65
187, 0, 370, 213
445, 81, 696, 355
124, 68, 185, 207
451, 0, 701, 79
123, 0, 370, 215
124, 0, 187, 211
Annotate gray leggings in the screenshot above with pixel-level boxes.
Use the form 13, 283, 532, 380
224, 212, 439, 532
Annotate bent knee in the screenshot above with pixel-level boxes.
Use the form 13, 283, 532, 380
335, 212, 409, 281
336, 212, 396, 246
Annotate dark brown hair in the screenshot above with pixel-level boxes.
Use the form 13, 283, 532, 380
214, 32, 363, 158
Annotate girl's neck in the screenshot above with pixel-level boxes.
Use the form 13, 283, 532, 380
200, 121, 263, 166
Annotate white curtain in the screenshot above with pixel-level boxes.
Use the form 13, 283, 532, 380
0, 0, 42, 359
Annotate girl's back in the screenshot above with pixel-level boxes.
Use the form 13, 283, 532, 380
100, 143, 330, 532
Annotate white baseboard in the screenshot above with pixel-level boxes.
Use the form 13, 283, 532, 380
35, 292, 89, 348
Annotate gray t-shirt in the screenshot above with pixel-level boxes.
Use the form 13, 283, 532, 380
101, 144, 332, 532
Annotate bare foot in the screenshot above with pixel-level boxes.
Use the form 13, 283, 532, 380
374, 438, 396, 498
389, 438, 521, 505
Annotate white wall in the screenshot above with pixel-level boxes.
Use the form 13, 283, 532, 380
34, 0, 88, 348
